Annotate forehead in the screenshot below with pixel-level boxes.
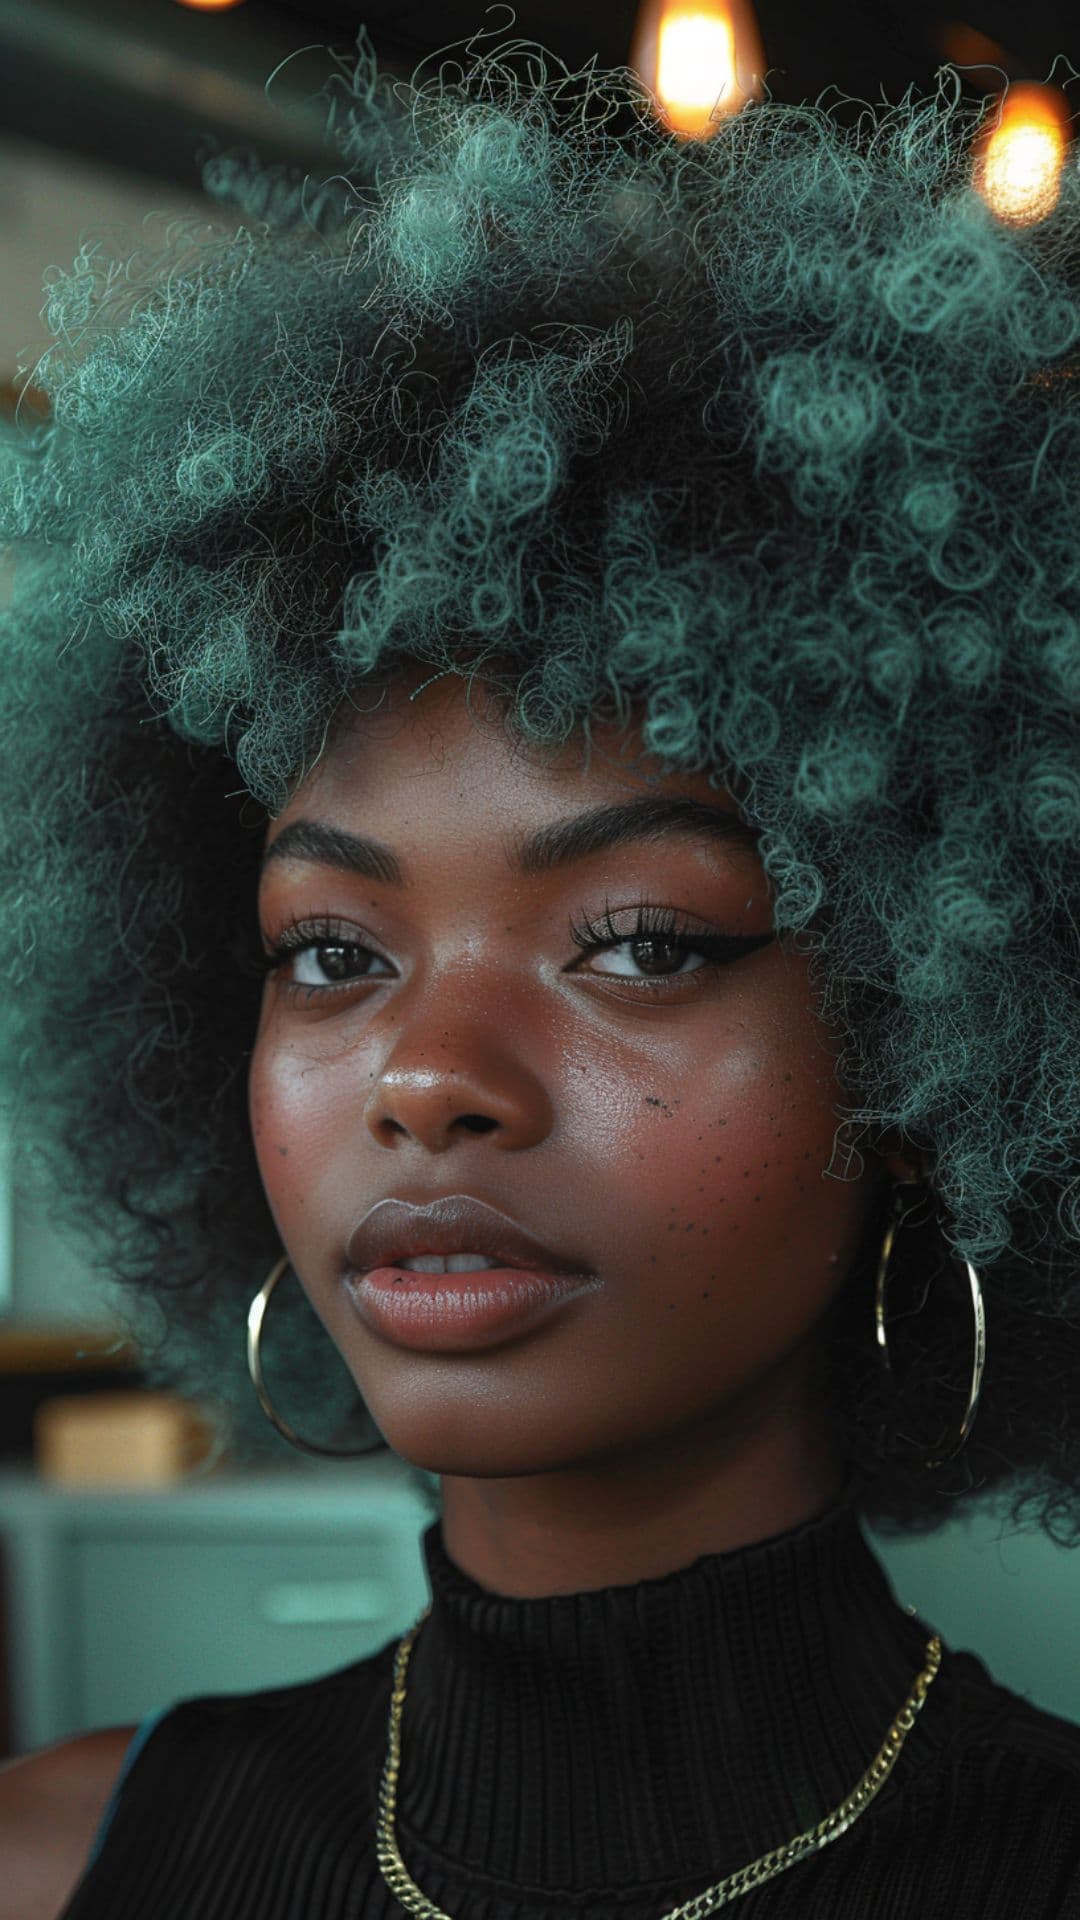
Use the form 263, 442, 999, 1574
283, 666, 744, 822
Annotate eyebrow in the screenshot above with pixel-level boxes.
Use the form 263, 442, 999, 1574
260, 795, 760, 886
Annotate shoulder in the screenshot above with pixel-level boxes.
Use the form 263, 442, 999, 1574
60, 1642, 398, 1900
153, 1640, 398, 1759
0, 1728, 139, 1920
944, 1647, 1080, 1779
894, 1647, 1080, 1910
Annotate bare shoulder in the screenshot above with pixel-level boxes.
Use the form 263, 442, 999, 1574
0, 1727, 139, 1920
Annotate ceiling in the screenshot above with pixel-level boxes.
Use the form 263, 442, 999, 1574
0, 0, 1074, 195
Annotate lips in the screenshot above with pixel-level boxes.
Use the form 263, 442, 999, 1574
345, 1193, 590, 1279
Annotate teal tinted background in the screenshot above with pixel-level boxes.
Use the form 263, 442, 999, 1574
869, 1506, 1080, 1722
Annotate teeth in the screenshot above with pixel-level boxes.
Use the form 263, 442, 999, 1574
396, 1253, 502, 1273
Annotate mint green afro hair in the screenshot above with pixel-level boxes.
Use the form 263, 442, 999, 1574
2, 25, 1079, 1537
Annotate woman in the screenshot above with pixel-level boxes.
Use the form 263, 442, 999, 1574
2, 21, 1080, 1918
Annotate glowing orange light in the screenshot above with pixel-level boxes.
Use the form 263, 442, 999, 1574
631, 0, 765, 140
972, 82, 1071, 226
933, 19, 1017, 77
173, 0, 246, 11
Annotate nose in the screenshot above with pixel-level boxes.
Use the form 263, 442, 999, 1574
363, 1019, 554, 1154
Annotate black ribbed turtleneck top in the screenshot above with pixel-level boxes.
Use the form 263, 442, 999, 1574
62, 1480, 1080, 1918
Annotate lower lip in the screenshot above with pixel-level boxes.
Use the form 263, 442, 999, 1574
345, 1266, 598, 1351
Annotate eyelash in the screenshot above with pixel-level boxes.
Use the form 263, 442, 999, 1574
260, 903, 772, 1002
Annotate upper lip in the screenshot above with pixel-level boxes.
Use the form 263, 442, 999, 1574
346, 1194, 590, 1277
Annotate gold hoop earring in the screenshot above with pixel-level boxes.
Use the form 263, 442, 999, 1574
246, 1254, 384, 1460
875, 1182, 988, 1469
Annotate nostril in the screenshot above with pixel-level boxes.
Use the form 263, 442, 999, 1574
459, 1116, 498, 1133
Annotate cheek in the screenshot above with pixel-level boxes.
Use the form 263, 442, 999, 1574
248, 1019, 347, 1244
595, 965, 864, 1292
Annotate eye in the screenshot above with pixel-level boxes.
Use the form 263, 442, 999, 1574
261, 915, 392, 998
568, 902, 775, 989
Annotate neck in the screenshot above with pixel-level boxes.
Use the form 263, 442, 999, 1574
438, 1386, 845, 1599
383, 1480, 945, 1900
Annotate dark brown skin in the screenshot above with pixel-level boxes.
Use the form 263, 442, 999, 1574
250, 663, 915, 1599
0, 1727, 138, 1920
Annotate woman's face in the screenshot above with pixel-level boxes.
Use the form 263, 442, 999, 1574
250, 665, 905, 1593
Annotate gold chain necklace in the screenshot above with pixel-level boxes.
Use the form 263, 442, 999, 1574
375, 1605, 943, 1916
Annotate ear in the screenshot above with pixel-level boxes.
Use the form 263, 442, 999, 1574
874, 1125, 927, 1186
883, 1148, 923, 1183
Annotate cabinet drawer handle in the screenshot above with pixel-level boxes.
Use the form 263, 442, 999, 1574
258, 1577, 392, 1626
